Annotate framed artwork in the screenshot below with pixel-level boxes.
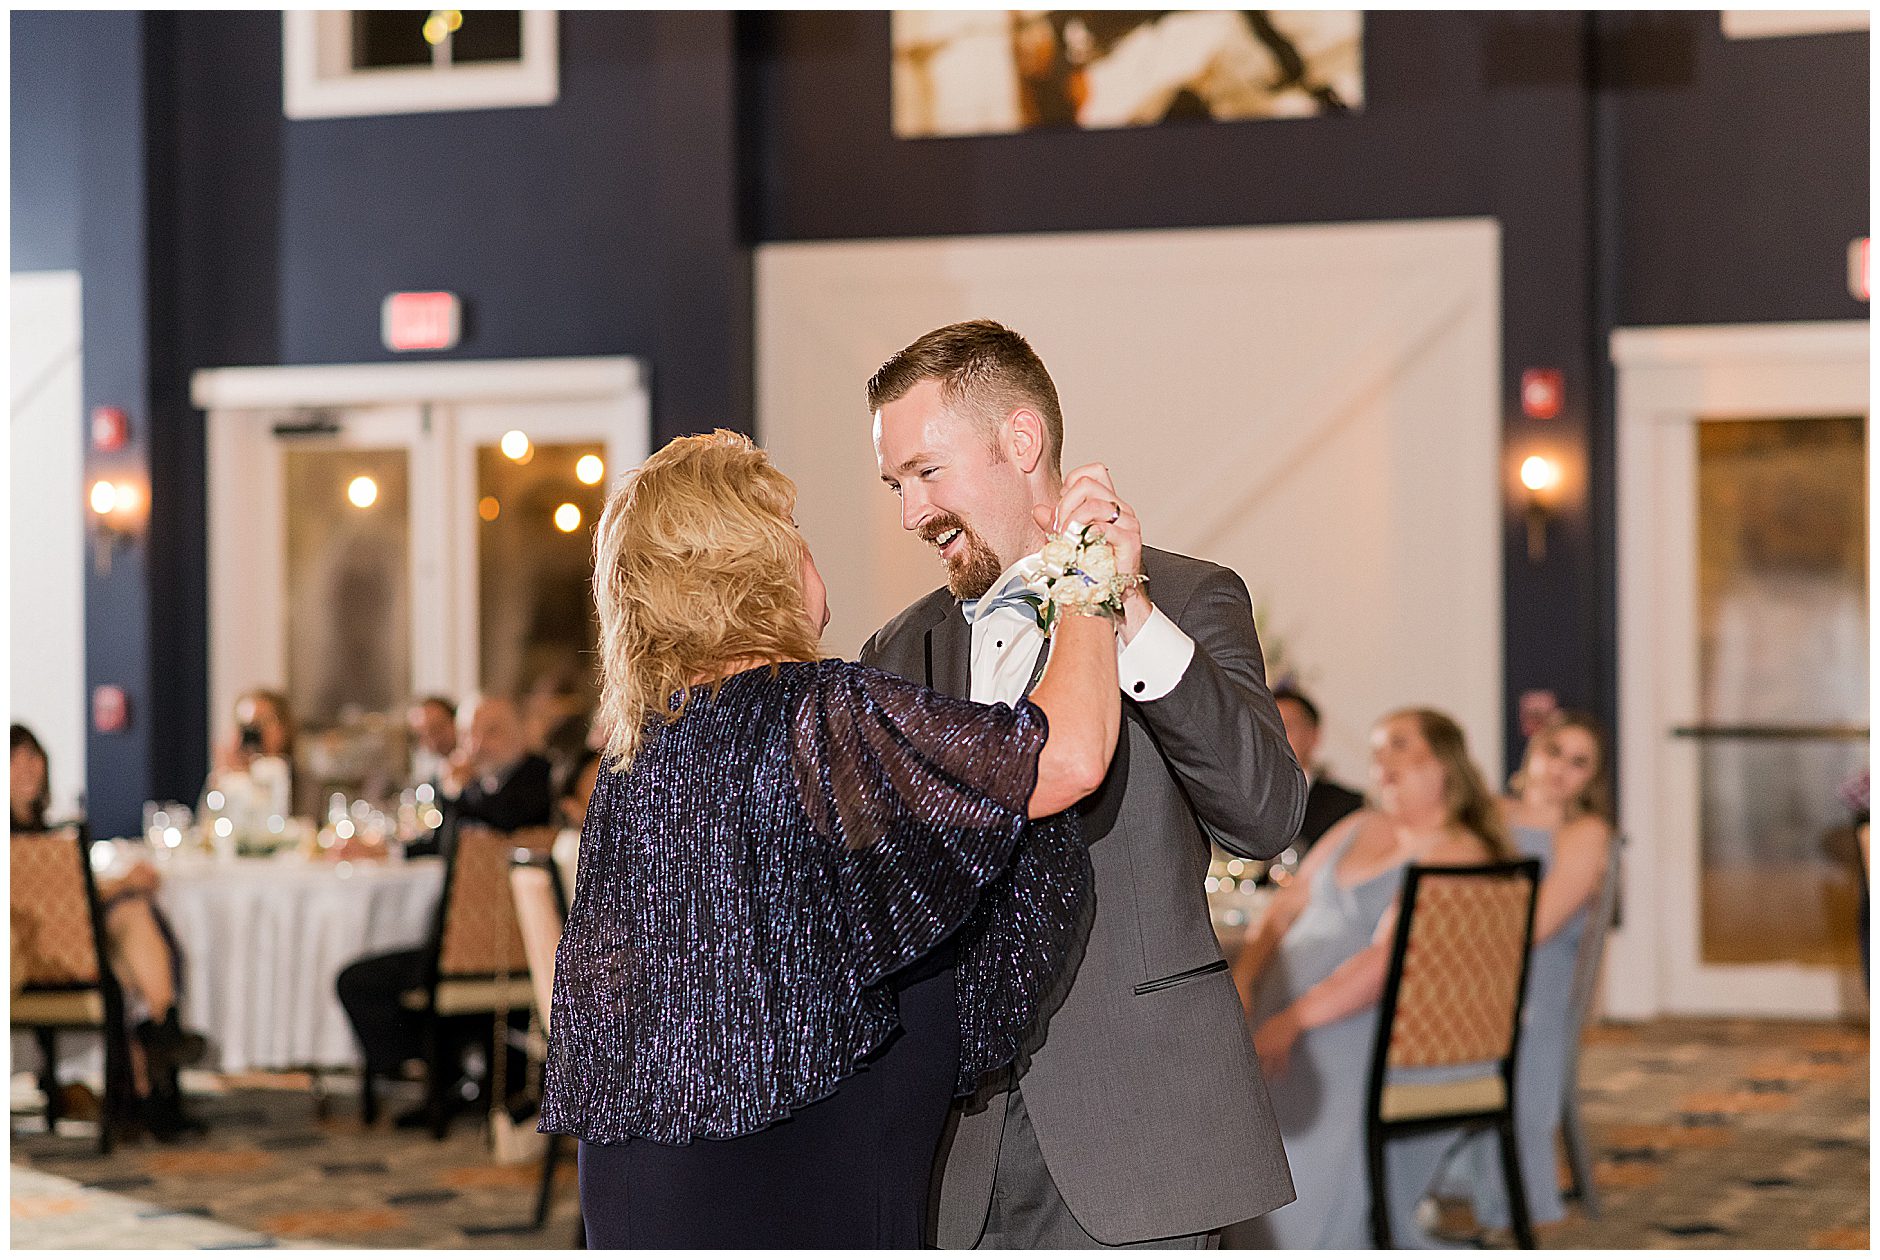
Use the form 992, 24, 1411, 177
892, 10, 1363, 138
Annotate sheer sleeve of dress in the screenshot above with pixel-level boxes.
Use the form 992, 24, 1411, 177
791, 660, 1058, 985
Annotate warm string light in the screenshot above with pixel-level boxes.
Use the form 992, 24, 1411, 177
347, 475, 380, 508
576, 453, 605, 485
554, 503, 583, 533
501, 430, 533, 463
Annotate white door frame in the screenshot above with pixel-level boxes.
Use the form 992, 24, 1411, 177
193, 356, 648, 768
1608, 321, 1869, 1020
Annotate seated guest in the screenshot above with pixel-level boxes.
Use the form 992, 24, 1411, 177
213, 688, 295, 770
556, 746, 600, 833
541, 711, 595, 785
338, 695, 552, 1126
405, 695, 459, 790
11, 722, 52, 831
438, 696, 554, 835
550, 747, 601, 893
1842, 769, 1869, 991
209, 688, 300, 816
1427, 710, 1615, 1243
1272, 684, 1366, 870
405, 696, 553, 859
523, 674, 589, 756
10, 724, 207, 1140
1227, 709, 1511, 1249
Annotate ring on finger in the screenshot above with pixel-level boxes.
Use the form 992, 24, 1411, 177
1107, 503, 1121, 524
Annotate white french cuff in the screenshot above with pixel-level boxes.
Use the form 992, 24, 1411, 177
1117, 606, 1194, 701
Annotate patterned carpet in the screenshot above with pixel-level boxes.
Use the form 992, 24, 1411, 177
1546, 1018, 1868, 1250
10, 1074, 581, 1249
8, 1018, 1868, 1249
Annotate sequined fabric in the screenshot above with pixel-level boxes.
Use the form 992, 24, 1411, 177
539, 659, 1091, 1146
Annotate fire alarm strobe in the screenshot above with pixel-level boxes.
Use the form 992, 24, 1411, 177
92, 684, 131, 733
1520, 369, 1564, 421
382, 291, 462, 352
91, 406, 130, 452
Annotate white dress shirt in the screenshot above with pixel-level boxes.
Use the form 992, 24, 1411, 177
967, 556, 1197, 707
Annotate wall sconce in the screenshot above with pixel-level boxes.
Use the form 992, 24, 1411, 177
89, 477, 146, 574
1518, 455, 1561, 562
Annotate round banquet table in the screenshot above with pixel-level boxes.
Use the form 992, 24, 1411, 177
154, 854, 444, 1074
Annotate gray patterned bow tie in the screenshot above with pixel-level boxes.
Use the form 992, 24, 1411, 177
960, 584, 1036, 625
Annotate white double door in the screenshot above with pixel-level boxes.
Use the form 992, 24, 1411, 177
199, 358, 648, 781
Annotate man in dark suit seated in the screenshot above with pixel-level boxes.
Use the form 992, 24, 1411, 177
405, 697, 553, 859
338, 695, 553, 1127
1272, 685, 1365, 871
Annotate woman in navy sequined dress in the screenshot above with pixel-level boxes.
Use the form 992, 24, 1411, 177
539, 432, 1122, 1247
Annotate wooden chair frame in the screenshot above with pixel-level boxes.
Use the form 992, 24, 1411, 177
357, 825, 553, 1136
509, 848, 577, 1238
10, 826, 138, 1152
1364, 858, 1541, 1249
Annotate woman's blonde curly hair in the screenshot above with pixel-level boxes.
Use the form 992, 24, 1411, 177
592, 430, 822, 770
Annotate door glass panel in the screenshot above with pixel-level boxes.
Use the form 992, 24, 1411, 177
1695, 416, 1868, 967
353, 11, 434, 68
283, 446, 412, 811
476, 441, 607, 755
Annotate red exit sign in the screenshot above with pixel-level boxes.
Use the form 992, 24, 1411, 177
381, 291, 462, 352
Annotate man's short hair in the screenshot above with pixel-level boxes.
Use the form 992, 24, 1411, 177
1273, 685, 1320, 728
415, 695, 457, 721
867, 319, 1065, 474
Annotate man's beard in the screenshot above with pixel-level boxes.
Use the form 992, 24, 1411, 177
920, 514, 1006, 601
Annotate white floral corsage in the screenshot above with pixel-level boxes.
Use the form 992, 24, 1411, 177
1014, 524, 1144, 632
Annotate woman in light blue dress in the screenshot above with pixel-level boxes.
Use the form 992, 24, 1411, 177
1430, 711, 1615, 1241
1226, 709, 1513, 1249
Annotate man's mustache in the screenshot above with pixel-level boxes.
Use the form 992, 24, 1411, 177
918, 515, 970, 547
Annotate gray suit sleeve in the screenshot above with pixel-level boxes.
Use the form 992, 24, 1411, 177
1137, 566, 1306, 860
856, 630, 882, 669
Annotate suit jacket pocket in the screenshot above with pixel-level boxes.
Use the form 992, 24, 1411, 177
1131, 958, 1229, 996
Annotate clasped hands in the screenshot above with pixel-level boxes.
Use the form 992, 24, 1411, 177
1031, 463, 1153, 640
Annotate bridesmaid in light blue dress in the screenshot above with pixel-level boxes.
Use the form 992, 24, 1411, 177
1227, 709, 1513, 1249
1431, 713, 1614, 1239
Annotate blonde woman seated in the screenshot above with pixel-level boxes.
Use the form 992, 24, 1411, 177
538, 432, 1123, 1248
1426, 710, 1615, 1243
1227, 709, 1512, 1249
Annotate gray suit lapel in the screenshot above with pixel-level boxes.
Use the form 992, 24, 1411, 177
925, 605, 971, 700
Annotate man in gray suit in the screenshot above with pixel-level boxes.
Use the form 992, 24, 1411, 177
861, 320, 1307, 1247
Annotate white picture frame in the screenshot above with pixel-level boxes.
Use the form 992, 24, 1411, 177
282, 10, 559, 121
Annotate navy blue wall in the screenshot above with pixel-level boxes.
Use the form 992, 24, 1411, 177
11, 11, 83, 272
10, 10, 1869, 832
10, 11, 176, 833
1608, 14, 1869, 327
166, 10, 746, 432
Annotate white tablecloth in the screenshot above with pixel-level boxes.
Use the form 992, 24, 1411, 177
155, 855, 444, 1074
